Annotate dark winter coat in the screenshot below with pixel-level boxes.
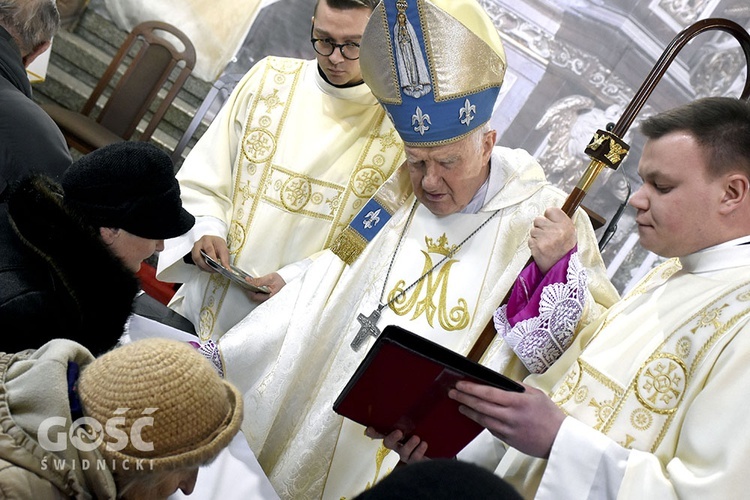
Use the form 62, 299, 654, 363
0, 26, 71, 194
0, 176, 139, 354
0, 25, 81, 351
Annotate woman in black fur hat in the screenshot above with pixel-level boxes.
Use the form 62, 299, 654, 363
0, 141, 195, 354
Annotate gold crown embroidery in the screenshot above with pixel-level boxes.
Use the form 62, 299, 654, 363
425, 233, 458, 256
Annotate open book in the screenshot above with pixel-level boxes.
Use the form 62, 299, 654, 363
333, 325, 524, 458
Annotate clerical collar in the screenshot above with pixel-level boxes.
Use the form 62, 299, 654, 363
679, 234, 750, 273
460, 153, 503, 214
317, 65, 365, 89
710, 234, 750, 248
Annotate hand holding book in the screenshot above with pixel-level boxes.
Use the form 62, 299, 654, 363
200, 250, 271, 294
334, 326, 524, 459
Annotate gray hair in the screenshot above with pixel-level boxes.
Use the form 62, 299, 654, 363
470, 122, 493, 154
0, 0, 59, 56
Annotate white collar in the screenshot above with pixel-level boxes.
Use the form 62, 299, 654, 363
311, 61, 377, 104
679, 235, 750, 273
460, 155, 506, 214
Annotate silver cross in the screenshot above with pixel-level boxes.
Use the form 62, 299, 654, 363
351, 309, 382, 351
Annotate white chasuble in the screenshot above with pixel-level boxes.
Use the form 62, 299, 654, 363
498, 245, 750, 499
217, 147, 619, 500
158, 57, 404, 340
323, 204, 501, 499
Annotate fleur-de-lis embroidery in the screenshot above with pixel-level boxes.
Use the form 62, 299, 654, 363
459, 98, 476, 126
363, 209, 381, 229
412, 106, 431, 135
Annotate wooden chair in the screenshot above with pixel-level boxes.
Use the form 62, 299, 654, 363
42, 21, 196, 154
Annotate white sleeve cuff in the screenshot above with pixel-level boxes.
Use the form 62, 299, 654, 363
457, 429, 507, 471
536, 416, 628, 500
156, 216, 227, 283
276, 258, 313, 284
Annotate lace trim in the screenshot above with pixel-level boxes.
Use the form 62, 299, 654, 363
494, 252, 587, 374
190, 339, 225, 378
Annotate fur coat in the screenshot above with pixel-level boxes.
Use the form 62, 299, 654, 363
0, 176, 138, 354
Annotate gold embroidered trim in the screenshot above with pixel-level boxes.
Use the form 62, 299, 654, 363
329, 164, 412, 264
199, 57, 405, 338
198, 58, 304, 339
375, 2, 401, 105
554, 275, 750, 453
323, 114, 404, 248
198, 273, 233, 341
265, 165, 346, 219
329, 228, 369, 266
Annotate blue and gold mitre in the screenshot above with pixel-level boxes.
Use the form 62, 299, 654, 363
360, 0, 506, 147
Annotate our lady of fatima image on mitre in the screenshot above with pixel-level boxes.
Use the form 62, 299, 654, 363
394, 0, 431, 98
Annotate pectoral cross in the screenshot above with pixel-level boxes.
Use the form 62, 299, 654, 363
351, 308, 382, 351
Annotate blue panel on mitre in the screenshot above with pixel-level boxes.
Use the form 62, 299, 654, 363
379, 0, 501, 146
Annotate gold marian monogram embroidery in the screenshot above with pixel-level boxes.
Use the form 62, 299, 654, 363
386, 237, 470, 331
365, 444, 393, 492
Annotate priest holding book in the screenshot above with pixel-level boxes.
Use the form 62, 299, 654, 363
212, 0, 619, 498
445, 97, 750, 499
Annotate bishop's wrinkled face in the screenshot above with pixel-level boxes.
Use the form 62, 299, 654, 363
311, 1, 371, 86
405, 129, 496, 216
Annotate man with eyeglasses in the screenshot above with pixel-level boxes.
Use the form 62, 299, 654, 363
310, 7, 363, 84
157, 0, 405, 341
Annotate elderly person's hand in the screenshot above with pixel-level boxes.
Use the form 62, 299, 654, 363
244, 272, 286, 303
528, 207, 577, 274
364, 427, 429, 465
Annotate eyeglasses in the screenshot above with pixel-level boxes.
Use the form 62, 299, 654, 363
310, 25, 361, 60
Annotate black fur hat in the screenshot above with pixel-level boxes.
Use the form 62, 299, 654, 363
61, 141, 194, 239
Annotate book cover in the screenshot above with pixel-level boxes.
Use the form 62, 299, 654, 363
333, 325, 524, 459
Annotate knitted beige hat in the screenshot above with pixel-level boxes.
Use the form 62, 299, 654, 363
77, 338, 242, 472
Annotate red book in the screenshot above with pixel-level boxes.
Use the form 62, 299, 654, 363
333, 325, 524, 459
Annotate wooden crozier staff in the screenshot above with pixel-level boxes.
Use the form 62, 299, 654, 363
467, 17, 750, 363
